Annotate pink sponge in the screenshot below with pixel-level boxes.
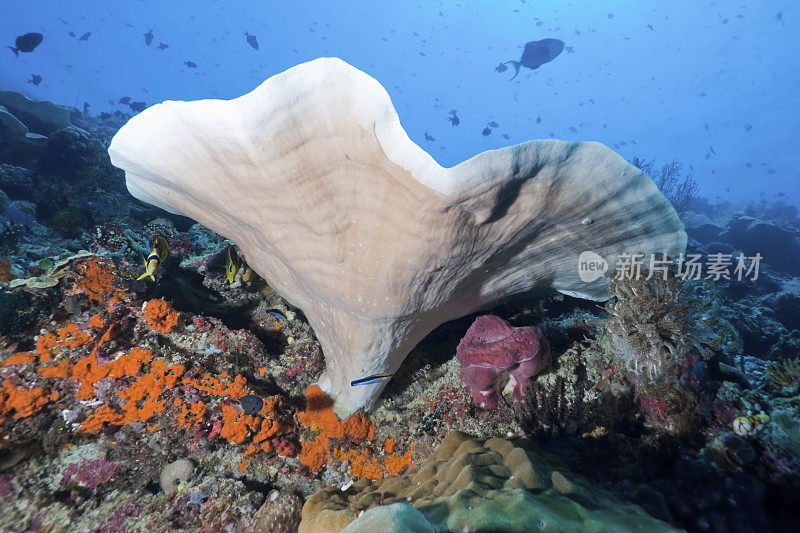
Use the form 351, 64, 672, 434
456, 315, 551, 409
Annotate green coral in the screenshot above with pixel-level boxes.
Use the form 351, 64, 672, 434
299, 431, 679, 533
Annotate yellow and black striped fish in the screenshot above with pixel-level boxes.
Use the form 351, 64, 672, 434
225, 246, 240, 284
137, 235, 169, 281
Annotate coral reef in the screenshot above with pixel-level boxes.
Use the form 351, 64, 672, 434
108, 57, 686, 416
299, 431, 679, 532
1, 89, 799, 532
456, 314, 551, 409
631, 157, 699, 215
160, 458, 194, 493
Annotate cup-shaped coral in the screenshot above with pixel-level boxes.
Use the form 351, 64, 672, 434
108, 57, 686, 417
456, 315, 551, 409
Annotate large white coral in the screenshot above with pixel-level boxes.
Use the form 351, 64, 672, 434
108, 57, 686, 416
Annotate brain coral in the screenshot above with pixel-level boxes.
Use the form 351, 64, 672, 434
108, 57, 686, 416
298, 431, 680, 533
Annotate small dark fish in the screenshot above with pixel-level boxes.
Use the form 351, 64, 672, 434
79, 32, 91, 41
647, 24, 654, 30
185, 61, 197, 68
536, 116, 542, 124
351, 373, 393, 386
239, 394, 263, 415
244, 31, 259, 50
100, 111, 111, 120
488, 121, 499, 128
8, 32, 43, 56
744, 124, 752, 131
569, 126, 577, 133
503, 38, 565, 80
113, 110, 125, 118
448, 109, 459, 126
28, 74, 42, 86
157, 42, 169, 50
68, 32, 76, 38
424, 131, 435, 142
745, 162, 752, 168
482, 127, 492, 136
119, 96, 131, 105
502, 134, 509, 139
495, 62, 508, 73
608, 13, 615, 19
129, 101, 146, 112
709, 146, 716, 155
144, 29, 154, 46
565, 46, 574, 53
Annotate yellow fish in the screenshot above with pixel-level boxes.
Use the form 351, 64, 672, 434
226, 246, 240, 284
137, 235, 169, 281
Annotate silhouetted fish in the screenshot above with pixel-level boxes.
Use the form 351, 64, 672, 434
424, 131, 435, 142
119, 96, 131, 105
129, 101, 146, 112
8, 33, 43, 56
502, 38, 565, 80
448, 110, 459, 126
28, 74, 42, 86
536, 116, 542, 124
79, 32, 91, 41
244, 31, 259, 50
488, 121, 499, 128
157, 43, 169, 50
239, 394, 263, 415
68, 32, 76, 38
482, 127, 492, 136
184, 61, 197, 68
144, 29, 154, 46
495, 62, 508, 73
502, 134, 509, 139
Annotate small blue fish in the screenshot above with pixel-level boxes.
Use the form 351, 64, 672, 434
351, 373, 393, 386
266, 310, 286, 321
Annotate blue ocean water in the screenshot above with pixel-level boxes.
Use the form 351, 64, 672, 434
2, 0, 798, 203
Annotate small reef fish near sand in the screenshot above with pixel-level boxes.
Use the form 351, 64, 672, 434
137, 235, 169, 281
351, 373, 393, 386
